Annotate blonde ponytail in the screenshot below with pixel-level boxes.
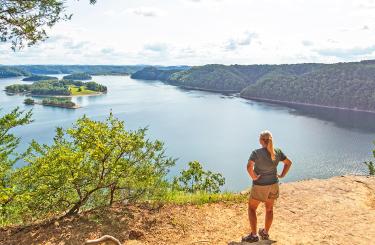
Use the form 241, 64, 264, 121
267, 137, 276, 161
260, 130, 276, 161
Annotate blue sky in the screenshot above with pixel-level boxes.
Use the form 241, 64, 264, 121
2, 0, 375, 65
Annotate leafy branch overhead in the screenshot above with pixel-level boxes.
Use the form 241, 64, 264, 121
0, 0, 96, 50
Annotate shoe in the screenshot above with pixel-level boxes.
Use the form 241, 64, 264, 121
241, 233, 259, 243
258, 228, 269, 240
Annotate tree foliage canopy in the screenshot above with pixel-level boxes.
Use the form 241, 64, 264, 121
0, 108, 32, 222
6, 79, 106, 95
132, 61, 375, 111
1, 113, 175, 225
0, 0, 96, 50
173, 161, 225, 194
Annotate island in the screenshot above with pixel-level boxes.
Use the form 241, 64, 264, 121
63, 73, 92, 80
7, 79, 107, 109
22, 75, 58, 81
24, 97, 78, 109
6, 79, 107, 96
23, 98, 35, 105
41, 98, 78, 109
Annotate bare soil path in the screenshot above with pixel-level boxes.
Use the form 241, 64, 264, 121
1, 176, 374, 245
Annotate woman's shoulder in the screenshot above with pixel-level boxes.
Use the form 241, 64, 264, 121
274, 148, 287, 160
253, 147, 266, 153
274, 147, 284, 153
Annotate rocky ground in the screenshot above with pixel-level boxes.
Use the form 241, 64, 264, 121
1, 175, 374, 245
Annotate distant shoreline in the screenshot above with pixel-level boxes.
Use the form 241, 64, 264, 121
139, 79, 375, 114
177, 85, 239, 94
240, 96, 375, 114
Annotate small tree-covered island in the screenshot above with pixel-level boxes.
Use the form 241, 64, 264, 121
63, 73, 92, 80
22, 75, 58, 81
24, 97, 79, 109
6, 79, 107, 109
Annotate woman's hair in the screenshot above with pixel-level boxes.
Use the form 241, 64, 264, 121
260, 130, 276, 160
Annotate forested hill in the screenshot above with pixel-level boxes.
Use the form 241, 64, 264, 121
131, 63, 325, 92
131, 61, 375, 112
0, 65, 145, 77
0, 66, 30, 78
240, 62, 375, 112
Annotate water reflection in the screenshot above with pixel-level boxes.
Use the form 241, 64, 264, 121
274, 103, 375, 133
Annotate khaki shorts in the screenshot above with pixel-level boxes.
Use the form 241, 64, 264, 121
249, 183, 279, 202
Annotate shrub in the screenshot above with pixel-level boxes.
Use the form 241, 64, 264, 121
6, 113, 175, 224
0, 108, 32, 226
364, 161, 375, 176
172, 161, 225, 193
364, 144, 375, 176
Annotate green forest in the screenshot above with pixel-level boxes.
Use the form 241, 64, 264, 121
0, 65, 145, 78
63, 73, 92, 80
131, 61, 375, 111
5, 79, 107, 96
0, 66, 29, 78
3, 61, 375, 111
22, 75, 58, 81
41, 98, 77, 108
240, 63, 375, 111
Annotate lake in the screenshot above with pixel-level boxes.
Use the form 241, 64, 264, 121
1, 75, 374, 191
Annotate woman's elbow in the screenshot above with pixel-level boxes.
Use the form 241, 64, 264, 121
284, 159, 292, 165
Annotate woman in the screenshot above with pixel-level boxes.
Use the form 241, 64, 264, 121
242, 130, 292, 243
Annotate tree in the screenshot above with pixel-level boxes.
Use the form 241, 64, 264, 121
364, 161, 375, 175
173, 161, 225, 193
11, 113, 175, 221
0, 0, 96, 50
24, 98, 35, 105
0, 107, 32, 225
364, 143, 375, 175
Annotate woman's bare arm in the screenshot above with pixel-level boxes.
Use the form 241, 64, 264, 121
278, 158, 292, 178
247, 160, 261, 180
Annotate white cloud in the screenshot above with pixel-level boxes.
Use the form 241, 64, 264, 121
4, 0, 375, 65
314, 45, 375, 58
144, 43, 169, 52
225, 32, 258, 51
125, 7, 164, 17
302, 40, 314, 47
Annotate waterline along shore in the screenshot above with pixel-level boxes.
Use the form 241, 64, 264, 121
242, 96, 375, 114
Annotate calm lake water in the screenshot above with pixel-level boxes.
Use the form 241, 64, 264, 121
1, 75, 374, 191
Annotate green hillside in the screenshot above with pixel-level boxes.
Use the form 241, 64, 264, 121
240, 62, 375, 111
0, 66, 30, 78
131, 61, 375, 112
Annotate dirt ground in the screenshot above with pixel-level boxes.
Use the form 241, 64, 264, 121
1, 175, 374, 245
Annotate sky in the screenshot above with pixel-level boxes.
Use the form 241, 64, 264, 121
2, 0, 375, 65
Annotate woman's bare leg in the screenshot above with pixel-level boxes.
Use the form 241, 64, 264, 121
248, 198, 260, 234
264, 198, 275, 233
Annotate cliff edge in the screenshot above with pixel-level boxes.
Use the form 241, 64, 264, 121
1, 175, 374, 245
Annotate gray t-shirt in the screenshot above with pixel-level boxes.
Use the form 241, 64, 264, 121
249, 147, 287, 186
